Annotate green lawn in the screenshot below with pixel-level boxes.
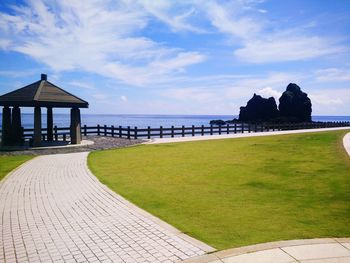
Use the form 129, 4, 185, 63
0, 155, 33, 181
88, 130, 350, 250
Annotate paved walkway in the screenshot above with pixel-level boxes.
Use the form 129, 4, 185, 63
146, 127, 350, 144
0, 152, 213, 263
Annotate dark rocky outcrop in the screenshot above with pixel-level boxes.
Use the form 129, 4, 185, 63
279, 83, 312, 122
210, 119, 227, 126
239, 94, 279, 122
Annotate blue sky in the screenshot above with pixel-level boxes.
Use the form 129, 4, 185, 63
0, 0, 349, 115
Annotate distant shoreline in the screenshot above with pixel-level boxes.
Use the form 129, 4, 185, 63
0, 113, 349, 129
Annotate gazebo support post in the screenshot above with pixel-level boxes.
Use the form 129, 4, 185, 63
12, 106, 22, 145
1, 106, 12, 146
70, 107, 81, 144
47, 107, 53, 141
33, 106, 42, 147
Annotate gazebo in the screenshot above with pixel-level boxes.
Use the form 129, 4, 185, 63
0, 74, 88, 147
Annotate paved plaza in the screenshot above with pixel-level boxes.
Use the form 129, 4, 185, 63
0, 152, 212, 263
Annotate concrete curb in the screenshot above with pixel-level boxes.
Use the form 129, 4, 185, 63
180, 238, 350, 263
343, 132, 350, 156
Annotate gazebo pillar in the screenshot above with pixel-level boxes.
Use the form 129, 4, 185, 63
1, 106, 12, 146
47, 107, 53, 141
33, 106, 42, 147
70, 107, 81, 144
12, 106, 22, 145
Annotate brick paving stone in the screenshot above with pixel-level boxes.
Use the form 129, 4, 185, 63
0, 152, 208, 262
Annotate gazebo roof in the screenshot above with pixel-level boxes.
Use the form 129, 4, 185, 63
0, 74, 88, 108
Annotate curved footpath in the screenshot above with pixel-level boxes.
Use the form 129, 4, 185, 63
0, 129, 349, 263
0, 152, 213, 263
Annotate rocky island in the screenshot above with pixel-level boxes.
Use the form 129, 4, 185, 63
210, 83, 312, 125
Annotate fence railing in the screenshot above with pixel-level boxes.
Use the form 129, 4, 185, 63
2, 121, 348, 142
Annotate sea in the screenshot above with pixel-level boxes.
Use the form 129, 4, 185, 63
1, 114, 350, 129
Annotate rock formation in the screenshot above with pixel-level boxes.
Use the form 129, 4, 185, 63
279, 83, 312, 122
210, 119, 227, 125
239, 94, 279, 122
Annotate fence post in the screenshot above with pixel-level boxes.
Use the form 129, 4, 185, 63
234, 123, 237, 134
254, 123, 257, 132
261, 123, 264, 132
201, 125, 204, 136
226, 124, 229, 134
171, 126, 174, 138
97, 124, 100, 136
210, 124, 213, 135
192, 125, 195, 136
84, 125, 87, 136
119, 126, 122, 138
104, 125, 107, 136
160, 126, 163, 138
134, 127, 138, 139
127, 126, 130, 139
54, 125, 58, 141
111, 125, 114, 137
241, 123, 244, 133
248, 124, 251, 133
148, 126, 151, 139
218, 125, 221, 135
182, 125, 185, 137
63, 134, 66, 142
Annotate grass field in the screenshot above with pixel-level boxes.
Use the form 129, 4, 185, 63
88, 130, 350, 250
0, 155, 33, 181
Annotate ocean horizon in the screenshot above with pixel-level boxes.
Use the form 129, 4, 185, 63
1, 113, 350, 129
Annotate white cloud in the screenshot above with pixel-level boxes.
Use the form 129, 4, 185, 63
0, 69, 37, 78
308, 88, 350, 114
68, 81, 94, 90
235, 36, 345, 63
92, 93, 107, 100
193, 1, 346, 63
314, 68, 350, 82
121, 95, 127, 102
157, 71, 303, 114
310, 94, 343, 106
0, 0, 205, 86
139, 0, 205, 33
160, 87, 216, 102
200, 0, 261, 39
231, 72, 301, 91
0, 39, 11, 49
257, 87, 282, 99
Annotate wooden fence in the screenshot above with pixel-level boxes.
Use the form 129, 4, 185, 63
13, 121, 350, 142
